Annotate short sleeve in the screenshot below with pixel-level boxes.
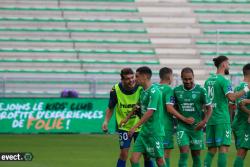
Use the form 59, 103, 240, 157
147, 87, 160, 111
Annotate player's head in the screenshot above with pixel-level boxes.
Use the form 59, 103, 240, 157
181, 67, 194, 90
213, 55, 229, 75
243, 63, 250, 78
159, 67, 173, 85
135, 66, 152, 86
120, 67, 135, 89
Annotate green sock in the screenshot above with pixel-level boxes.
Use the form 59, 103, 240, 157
131, 162, 140, 167
204, 152, 215, 167
218, 153, 227, 167
159, 164, 166, 167
233, 156, 244, 167
165, 158, 170, 167
178, 153, 188, 167
192, 155, 201, 167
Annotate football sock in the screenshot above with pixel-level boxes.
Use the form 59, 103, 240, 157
165, 157, 170, 167
131, 162, 140, 167
116, 159, 126, 167
218, 153, 227, 167
233, 156, 244, 167
204, 152, 215, 167
144, 159, 154, 167
178, 153, 188, 167
192, 155, 201, 167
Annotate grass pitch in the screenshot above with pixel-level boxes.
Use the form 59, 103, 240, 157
0, 134, 249, 167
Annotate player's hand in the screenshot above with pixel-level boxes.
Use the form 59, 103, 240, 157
184, 117, 195, 125
102, 121, 108, 133
248, 115, 250, 124
194, 120, 206, 131
128, 127, 136, 138
119, 119, 128, 128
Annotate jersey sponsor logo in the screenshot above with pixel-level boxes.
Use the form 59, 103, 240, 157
119, 103, 135, 109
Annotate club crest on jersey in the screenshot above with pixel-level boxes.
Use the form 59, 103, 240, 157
192, 94, 197, 99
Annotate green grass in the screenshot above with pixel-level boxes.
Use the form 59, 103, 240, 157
0, 134, 249, 167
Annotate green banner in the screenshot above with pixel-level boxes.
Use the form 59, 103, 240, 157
0, 98, 116, 134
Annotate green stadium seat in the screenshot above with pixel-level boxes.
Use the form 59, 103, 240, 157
0, 7, 138, 13
196, 41, 250, 46
189, 0, 250, 4
0, 38, 150, 45
204, 30, 250, 35
0, 48, 155, 55
0, 17, 143, 24
0, 27, 147, 34
205, 61, 246, 66
0, 58, 160, 65
199, 19, 250, 25
200, 51, 250, 56
194, 9, 250, 14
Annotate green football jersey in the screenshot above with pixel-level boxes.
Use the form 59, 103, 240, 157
139, 84, 165, 137
204, 74, 233, 125
155, 83, 174, 131
232, 82, 250, 129
173, 84, 211, 129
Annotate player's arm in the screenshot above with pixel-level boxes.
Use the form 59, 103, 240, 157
102, 108, 114, 132
165, 88, 194, 124
102, 86, 116, 132
195, 105, 212, 131
239, 99, 250, 115
119, 104, 140, 127
128, 109, 154, 138
226, 84, 249, 102
166, 104, 194, 125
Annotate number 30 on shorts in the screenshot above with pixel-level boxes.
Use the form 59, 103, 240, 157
119, 132, 128, 141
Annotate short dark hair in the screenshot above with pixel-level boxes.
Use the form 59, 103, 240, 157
181, 67, 194, 77
243, 63, 250, 76
213, 55, 228, 68
136, 66, 152, 79
120, 68, 134, 79
159, 67, 173, 80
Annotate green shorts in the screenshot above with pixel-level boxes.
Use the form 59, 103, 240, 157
176, 128, 204, 150
241, 124, 250, 150
163, 130, 174, 149
133, 134, 164, 158
233, 128, 246, 149
206, 124, 231, 147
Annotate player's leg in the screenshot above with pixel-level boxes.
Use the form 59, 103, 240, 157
133, 132, 154, 167
190, 130, 203, 167
191, 150, 201, 167
117, 130, 132, 167
178, 146, 189, 167
155, 157, 166, 167
164, 149, 171, 167
234, 126, 250, 167
233, 148, 247, 167
217, 124, 231, 167
163, 130, 174, 167
204, 125, 217, 167
147, 136, 165, 167
176, 129, 189, 167
130, 134, 145, 167
131, 152, 142, 167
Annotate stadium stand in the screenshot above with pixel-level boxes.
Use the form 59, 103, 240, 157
0, 0, 249, 97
